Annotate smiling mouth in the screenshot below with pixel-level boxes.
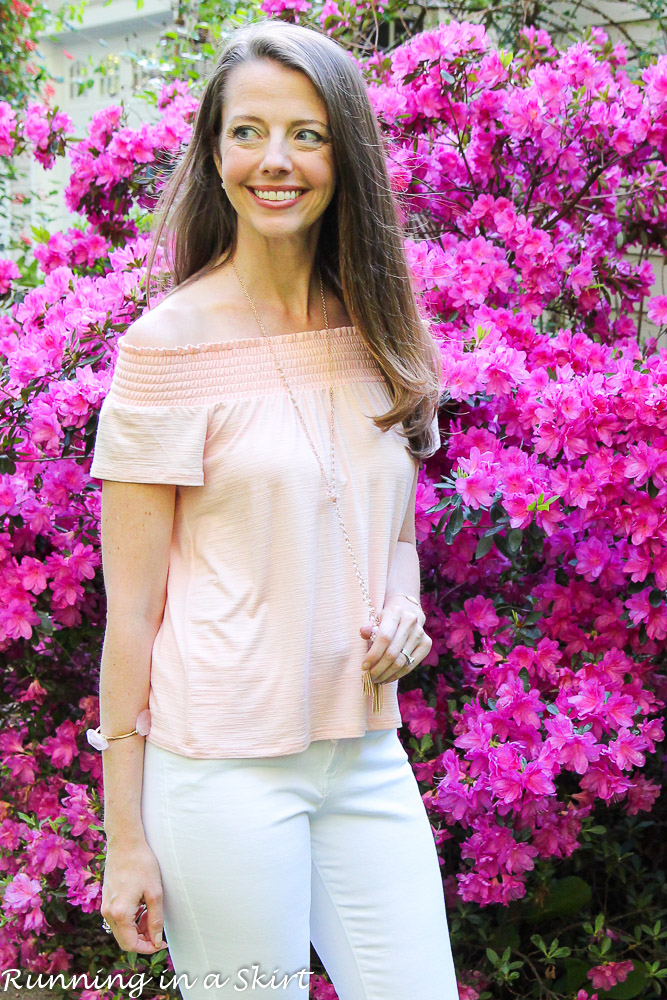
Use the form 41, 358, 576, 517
247, 188, 308, 204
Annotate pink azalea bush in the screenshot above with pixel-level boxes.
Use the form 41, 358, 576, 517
376, 18, 667, 995
0, 16, 665, 1000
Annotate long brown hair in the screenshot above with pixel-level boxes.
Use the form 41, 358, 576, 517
145, 17, 442, 464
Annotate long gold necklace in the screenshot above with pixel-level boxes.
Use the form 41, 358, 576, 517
231, 259, 383, 713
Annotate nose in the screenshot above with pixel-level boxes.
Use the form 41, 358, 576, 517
259, 131, 293, 175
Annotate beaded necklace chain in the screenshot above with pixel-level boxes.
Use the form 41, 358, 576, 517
231, 259, 383, 713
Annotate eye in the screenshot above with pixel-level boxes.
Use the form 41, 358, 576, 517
295, 129, 324, 142
231, 126, 256, 140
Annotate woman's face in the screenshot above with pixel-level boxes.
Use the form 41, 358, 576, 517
215, 58, 336, 238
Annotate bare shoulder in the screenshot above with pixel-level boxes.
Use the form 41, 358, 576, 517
121, 269, 245, 349
121, 284, 205, 350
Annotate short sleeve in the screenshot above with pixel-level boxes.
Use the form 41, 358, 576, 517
89, 340, 209, 486
90, 396, 208, 486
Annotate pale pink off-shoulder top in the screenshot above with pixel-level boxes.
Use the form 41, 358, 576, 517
90, 325, 438, 759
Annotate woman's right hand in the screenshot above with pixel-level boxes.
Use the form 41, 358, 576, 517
101, 836, 167, 954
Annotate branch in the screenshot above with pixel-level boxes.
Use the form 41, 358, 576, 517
537, 154, 621, 230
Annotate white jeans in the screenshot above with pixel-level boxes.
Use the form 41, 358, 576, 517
141, 728, 459, 999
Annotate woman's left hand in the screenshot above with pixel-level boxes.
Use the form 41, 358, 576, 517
358, 595, 432, 684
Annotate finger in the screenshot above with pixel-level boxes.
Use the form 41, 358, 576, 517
109, 914, 145, 953
375, 628, 425, 684
361, 613, 399, 675
372, 615, 420, 683
106, 906, 157, 955
124, 922, 164, 955
379, 640, 423, 685
135, 907, 160, 949
146, 895, 166, 949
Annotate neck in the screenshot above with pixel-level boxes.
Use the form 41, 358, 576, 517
227, 223, 324, 327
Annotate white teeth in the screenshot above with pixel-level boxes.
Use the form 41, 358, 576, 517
252, 189, 302, 201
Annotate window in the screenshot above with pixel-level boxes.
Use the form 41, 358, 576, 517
99, 53, 121, 97
68, 58, 93, 100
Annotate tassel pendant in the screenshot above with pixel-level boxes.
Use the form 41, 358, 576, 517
362, 669, 383, 713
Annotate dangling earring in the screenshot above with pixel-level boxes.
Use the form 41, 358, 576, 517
220, 178, 226, 190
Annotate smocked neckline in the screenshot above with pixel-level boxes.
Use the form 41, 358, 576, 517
117, 325, 358, 357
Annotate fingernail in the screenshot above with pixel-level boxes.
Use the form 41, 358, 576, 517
154, 931, 162, 947
362, 661, 370, 670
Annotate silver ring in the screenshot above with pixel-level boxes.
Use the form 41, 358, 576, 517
102, 917, 112, 934
400, 648, 415, 667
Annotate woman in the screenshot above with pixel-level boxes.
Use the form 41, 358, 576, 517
88, 16, 459, 1000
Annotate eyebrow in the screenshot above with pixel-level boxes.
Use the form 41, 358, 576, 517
228, 115, 329, 129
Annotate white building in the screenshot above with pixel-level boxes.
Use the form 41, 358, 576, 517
8, 0, 174, 239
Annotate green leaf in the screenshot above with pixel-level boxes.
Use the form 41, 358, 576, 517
494, 533, 511, 559
530, 933, 547, 954
490, 502, 508, 525
425, 498, 454, 515
507, 529, 523, 554
466, 506, 484, 526
444, 506, 464, 544
475, 534, 494, 560
648, 589, 663, 608
30, 225, 51, 244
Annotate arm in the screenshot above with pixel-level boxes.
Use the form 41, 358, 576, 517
385, 461, 423, 611
97, 477, 175, 953
98, 477, 175, 841
98, 308, 181, 826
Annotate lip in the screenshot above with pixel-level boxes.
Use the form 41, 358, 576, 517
246, 187, 308, 208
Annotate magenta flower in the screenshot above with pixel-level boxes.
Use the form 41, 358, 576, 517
648, 295, 667, 325
0, 257, 20, 294
588, 960, 633, 990
455, 447, 498, 508
544, 715, 601, 774
2, 872, 41, 914
399, 689, 437, 738
0, 101, 16, 156
575, 537, 610, 581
